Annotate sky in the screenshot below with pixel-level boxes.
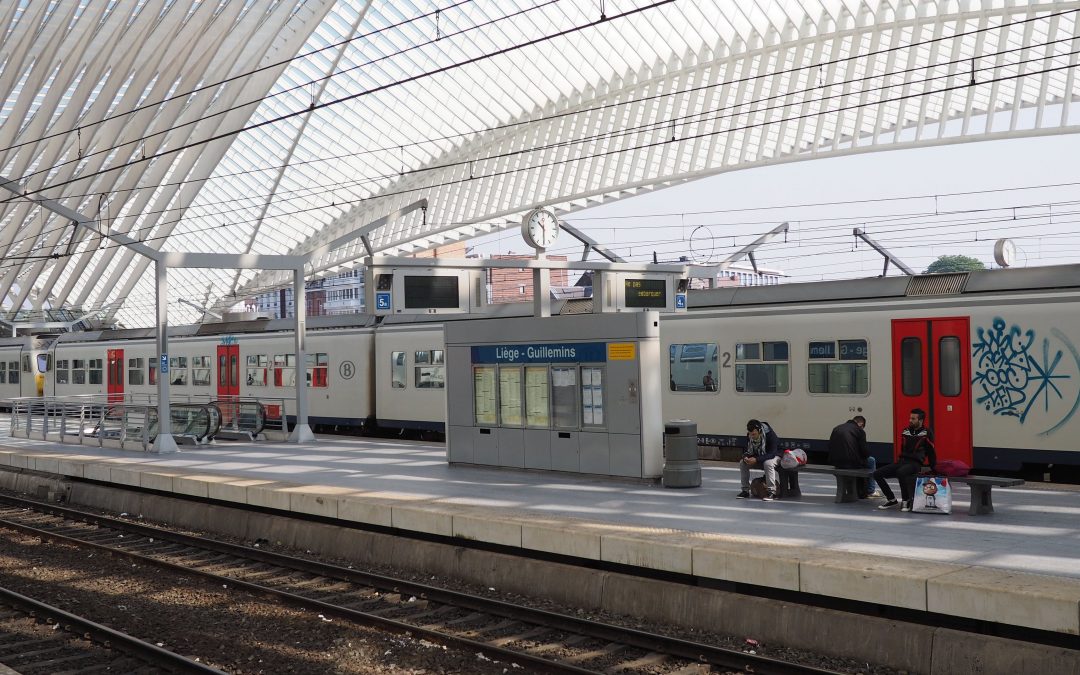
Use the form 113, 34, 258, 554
467, 131, 1080, 282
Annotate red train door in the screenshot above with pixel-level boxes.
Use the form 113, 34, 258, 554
107, 349, 124, 403
217, 344, 239, 398
891, 318, 973, 465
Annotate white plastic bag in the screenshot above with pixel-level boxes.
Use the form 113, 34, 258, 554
912, 476, 952, 514
780, 448, 807, 470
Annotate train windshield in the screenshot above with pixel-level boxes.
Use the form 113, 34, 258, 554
36, 353, 50, 373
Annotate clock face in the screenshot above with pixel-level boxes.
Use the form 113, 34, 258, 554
523, 209, 560, 249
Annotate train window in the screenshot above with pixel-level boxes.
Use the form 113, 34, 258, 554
391, 351, 406, 389
473, 366, 498, 425
0, 361, 5, 384
219, 355, 227, 387
88, 359, 103, 385
735, 341, 790, 394
246, 354, 268, 387
807, 340, 869, 395
170, 357, 188, 386
128, 358, 145, 386
149, 363, 157, 386
7, 362, 18, 385
273, 354, 296, 387
55, 360, 70, 385
498, 366, 523, 426
581, 366, 605, 427
36, 354, 50, 373
525, 366, 550, 427
939, 337, 962, 397
306, 352, 328, 388
669, 343, 719, 392
551, 367, 579, 429
901, 338, 922, 396
72, 359, 87, 385
414, 350, 445, 389
192, 356, 211, 387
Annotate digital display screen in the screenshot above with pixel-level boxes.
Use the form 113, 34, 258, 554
403, 275, 460, 309
624, 278, 667, 308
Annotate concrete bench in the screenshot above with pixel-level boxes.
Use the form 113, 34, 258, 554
802, 464, 874, 503
948, 475, 1024, 515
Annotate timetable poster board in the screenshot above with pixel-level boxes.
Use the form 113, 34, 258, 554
624, 278, 667, 308
525, 366, 550, 427
582, 366, 604, 426
499, 367, 523, 426
473, 366, 497, 425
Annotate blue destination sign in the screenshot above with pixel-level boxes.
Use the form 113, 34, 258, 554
472, 342, 607, 364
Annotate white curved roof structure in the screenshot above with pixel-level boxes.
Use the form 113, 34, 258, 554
2, 1, 1079, 327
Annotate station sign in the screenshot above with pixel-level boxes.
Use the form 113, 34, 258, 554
368, 269, 482, 315
593, 272, 689, 313
471, 342, 608, 364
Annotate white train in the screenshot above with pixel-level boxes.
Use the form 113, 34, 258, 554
2, 264, 1079, 480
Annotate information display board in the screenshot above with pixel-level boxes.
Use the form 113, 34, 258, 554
403, 275, 460, 309
624, 278, 667, 308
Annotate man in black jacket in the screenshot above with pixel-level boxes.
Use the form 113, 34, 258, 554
737, 419, 782, 501
874, 408, 937, 512
827, 416, 878, 498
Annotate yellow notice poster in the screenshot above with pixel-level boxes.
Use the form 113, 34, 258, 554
607, 343, 636, 360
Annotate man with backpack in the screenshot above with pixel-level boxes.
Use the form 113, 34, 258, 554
737, 419, 782, 501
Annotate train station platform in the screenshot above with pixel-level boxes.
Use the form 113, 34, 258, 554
1, 426, 1079, 642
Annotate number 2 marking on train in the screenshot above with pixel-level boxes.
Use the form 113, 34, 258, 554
721, 352, 732, 367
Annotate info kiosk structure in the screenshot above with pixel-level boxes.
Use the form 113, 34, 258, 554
365, 207, 710, 479
445, 312, 663, 478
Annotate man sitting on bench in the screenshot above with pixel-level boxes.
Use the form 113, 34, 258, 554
827, 416, 879, 499
874, 408, 937, 512
737, 419, 782, 501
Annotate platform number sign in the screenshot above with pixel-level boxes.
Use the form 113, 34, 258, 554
160, 354, 169, 375
675, 293, 687, 309
375, 292, 392, 311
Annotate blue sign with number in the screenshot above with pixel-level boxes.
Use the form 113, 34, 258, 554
375, 292, 391, 310
675, 293, 687, 309
160, 354, 169, 374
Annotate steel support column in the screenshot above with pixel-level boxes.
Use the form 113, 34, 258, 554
152, 260, 178, 453
289, 266, 315, 443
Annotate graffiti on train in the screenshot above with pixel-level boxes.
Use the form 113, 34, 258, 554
972, 317, 1080, 435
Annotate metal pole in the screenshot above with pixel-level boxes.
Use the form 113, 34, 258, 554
152, 260, 178, 453
533, 252, 551, 318
289, 266, 315, 443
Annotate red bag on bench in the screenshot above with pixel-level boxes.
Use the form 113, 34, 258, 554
936, 459, 970, 477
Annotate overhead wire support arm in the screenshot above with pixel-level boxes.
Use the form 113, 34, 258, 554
853, 227, 916, 276
720, 221, 789, 273
560, 220, 625, 263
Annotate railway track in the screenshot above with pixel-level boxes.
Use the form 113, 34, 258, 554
0, 584, 224, 674
0, 493, 841, 675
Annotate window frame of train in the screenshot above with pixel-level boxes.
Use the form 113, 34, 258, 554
55, 359, 70, 384
0, 360, 7, 384
807, 339, 870, 396
391, 351, 406, 389
191, 356, 212, 387
734, 341, 790, 394
246, 354, 269, 387
170, 356, 188, 386
273, 354, 296, 387
473, 363, 606, 431
414, 349, 446, 389
71, 359, 87, 385
88, 358, 103, 385
128, 357, 145, 386
668, 342, 720, 393
6, 361, 18, 385
307, 352, 329, 388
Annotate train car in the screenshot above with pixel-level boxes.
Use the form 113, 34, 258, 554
0, 336, 53, 405
664, 264, 1080, 481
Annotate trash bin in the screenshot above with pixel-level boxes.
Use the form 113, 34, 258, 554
663, 419, 701, 488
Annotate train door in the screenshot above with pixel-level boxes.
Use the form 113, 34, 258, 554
891, 318, 972, 465
217, 344, 240, 398
107, 349, 124, 403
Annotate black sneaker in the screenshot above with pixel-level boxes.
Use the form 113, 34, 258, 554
736, 490, 750, 499
762, 491, 777, 502
877, 499, 899, 510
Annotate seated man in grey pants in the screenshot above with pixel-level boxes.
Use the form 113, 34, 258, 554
737, 419, 781, 501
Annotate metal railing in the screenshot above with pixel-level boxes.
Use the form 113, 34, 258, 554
7, 395, 222, 452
